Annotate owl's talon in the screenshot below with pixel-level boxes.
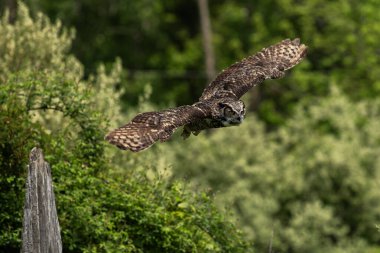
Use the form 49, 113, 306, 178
181, 130, 190, 139
192, 131, 201, 136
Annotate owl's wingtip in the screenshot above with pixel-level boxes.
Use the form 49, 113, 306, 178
300, 44, 308, 57
104, 125, 160, 152
292, 38, 300, 45
104, 132, 111, 141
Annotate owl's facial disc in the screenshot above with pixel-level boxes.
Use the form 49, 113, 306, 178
219, 101, 245, 127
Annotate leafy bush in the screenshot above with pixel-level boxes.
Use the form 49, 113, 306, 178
54, 157, 250, 252
167, 87, 380, 252
0, 3, 251, 252
22, 0, 380, 128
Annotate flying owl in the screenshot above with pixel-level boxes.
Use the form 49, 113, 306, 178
106, 38, 307, 152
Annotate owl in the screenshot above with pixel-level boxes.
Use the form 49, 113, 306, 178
106, 38, 307, 152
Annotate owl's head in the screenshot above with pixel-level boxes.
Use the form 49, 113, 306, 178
218, 100, 245, 126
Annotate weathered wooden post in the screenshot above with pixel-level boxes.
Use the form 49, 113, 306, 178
21, 147, 62, 253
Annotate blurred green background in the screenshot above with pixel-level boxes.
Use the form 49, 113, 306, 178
1, 0, 380, 252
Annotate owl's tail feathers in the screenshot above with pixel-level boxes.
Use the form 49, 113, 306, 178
105, 124, 172, 152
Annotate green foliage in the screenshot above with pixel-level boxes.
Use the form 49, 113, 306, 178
2, 1, 380, 252
53, 155, 250, 252
167, 87, 380, 253
210, 0, 380, 125
0, 3, 251, 252
0, 64, 107, 252
21, 0, 380, 127
0, 2, 81, 82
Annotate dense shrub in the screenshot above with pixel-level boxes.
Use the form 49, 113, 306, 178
168, 87, 380, 253
0, 4, 251, 252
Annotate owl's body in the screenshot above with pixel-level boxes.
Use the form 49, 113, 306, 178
106, 38, 307, 152
181, 98, 245, 138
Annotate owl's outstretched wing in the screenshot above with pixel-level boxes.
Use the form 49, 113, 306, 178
200, 38, 307, 101
105, 104, 210, 152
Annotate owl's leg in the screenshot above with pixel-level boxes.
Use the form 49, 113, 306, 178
158, 128, 174, 142
192, 130, 201, 136
182, 123, 205, 139
181, 126, 191, 139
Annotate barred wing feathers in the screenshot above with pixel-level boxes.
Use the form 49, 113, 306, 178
105, 105, 210, 152
200, 38, 307, 100
105, 38, 307, 152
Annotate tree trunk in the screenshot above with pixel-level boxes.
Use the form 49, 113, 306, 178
197, 0, 216, 83
3, 0, 17, 23
21, 148, 62, 253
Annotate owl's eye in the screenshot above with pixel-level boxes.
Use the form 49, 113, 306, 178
224, 107, 235, 117
224, 107, 232, 113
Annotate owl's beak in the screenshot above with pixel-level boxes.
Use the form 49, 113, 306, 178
231, 116, 243, 125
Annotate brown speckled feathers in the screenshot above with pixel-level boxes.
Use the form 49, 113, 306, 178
105, 105, 210, 152
105, 38, 307, 152
200, 38, 307, 100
